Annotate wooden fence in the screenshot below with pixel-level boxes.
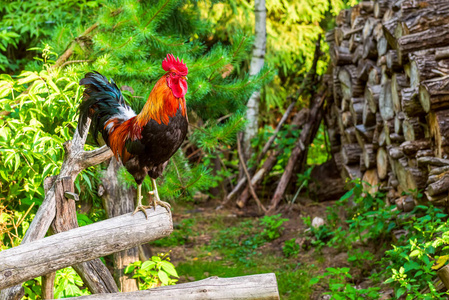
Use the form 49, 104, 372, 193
0, 122, 280, 299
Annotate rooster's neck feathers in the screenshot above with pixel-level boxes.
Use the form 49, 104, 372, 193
136, 76, 186, 126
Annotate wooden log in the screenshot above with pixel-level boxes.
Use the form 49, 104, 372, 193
363, 36, 378, 60
344, 127, 357, 144
391, 73, 408, 113
428, 109, 449, 158
400, 140, 431, 156
363, 98, 377, 127
342, 111, 353, 127
386, 50, 401, 71
365, 84, 381, 113
403, 117, 424, 141
419, 76, 449, 113
355, 124, 375, 148
368, 65, 382, 85
436, 47, 449, 60
401, 87, 424, 117
325, 29, 335, 43
349, 97, 364, 125
51, 176, 119, 294
336, 9, 352, 27
438, 265, 449, 291
360, 155, 367, 173
363, 144, 377, 169
352, 45, 364, 64
377, 147, 389, 180
388, 145, 404, 160
342, 143, 363, 165
338, 65, 365, 100
418, 156, 449, 167
101, 158, 139, 292
395, 195, 416, 212
362, 169, 379, 195
363, 17, 380, 41
341, 164, 362, 180
379, 80, 394, 121
309, 159, 346, 202
383, 13, 399, 50
0, 207, 173, 290
430, 166, 449, 176
331, 45, 353, 66
399, 1, 449, 36
357, 59, 376, 82
409, 51, 449, 88
333, 66, 343, 106
41, 272, 55, 300
426, 173, 449, 196
236, 152, 278, 209
268, 89, 326, 213
374, 0, 391, 18
384, 119, 395, 146
417, 149, 434, 157
67, 274, 280, 300
390, 133, 405, 144
394, 111, 405, 134
349, 32, 362, 52
335, 25, 355, 46
0, 121, 114, 299
397, 24, 449, 64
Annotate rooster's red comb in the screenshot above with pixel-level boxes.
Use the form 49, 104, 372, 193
162, 54, 188, 76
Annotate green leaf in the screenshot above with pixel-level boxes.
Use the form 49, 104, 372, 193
396, 287, 406, 298
309, 277, 320, 285
158, 270, 169, 285
141, 260, 156, 271
160, 261, 178, 277
124, 265, 136, 274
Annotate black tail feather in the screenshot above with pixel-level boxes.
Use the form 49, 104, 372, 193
78, 72, 134, 145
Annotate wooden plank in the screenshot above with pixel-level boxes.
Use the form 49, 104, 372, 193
69, 274, 280, 300
0, 207, 172, 290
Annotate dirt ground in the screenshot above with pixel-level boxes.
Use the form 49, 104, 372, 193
150, 196, 362, 299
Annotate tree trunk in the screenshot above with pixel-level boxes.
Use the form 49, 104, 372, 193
101, 158, 139, 292
243, 0, 266, 158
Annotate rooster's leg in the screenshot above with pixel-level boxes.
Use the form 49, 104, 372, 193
132, 184, 149, 219
148, 178, 171, 213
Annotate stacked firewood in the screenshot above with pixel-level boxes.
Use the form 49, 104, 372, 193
325, 0, 449, 208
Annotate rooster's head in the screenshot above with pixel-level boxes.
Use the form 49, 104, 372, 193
162, 54, 188, 99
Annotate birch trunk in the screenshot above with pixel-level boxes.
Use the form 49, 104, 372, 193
243, 0, 266, 158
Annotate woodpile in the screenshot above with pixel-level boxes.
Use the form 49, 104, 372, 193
325, 0, 449, 208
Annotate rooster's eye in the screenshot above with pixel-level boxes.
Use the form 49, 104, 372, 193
172, 72, 176, 76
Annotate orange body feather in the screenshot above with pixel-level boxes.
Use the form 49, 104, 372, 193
105, 76, 187, 163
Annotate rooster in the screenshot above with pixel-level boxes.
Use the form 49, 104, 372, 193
78, 54, 188, 217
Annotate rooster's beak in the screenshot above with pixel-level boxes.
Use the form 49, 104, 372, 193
184, 76, 188, 80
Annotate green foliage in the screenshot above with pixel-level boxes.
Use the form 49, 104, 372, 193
0, 0, 99, 71
302, 216, 333, 250
307, 122, 329, 165
303, 179, 449, 299
282, 238, 300, 258
151, 218, 195, 247
203, 0, 358, 113
0, 49, 102, 247
23, 267, 90, 299
124, 253, 179, 289
260, 214, 289, 241
209, 215, 289, 266
309, 267, 381, 299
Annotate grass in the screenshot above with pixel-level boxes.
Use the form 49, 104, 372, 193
151, 212, 317, 299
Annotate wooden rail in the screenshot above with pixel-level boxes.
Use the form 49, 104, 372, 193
69, 274, 280, 300
0, 207, 172, 290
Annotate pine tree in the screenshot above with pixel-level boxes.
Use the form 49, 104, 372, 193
48, 0, 272, 199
